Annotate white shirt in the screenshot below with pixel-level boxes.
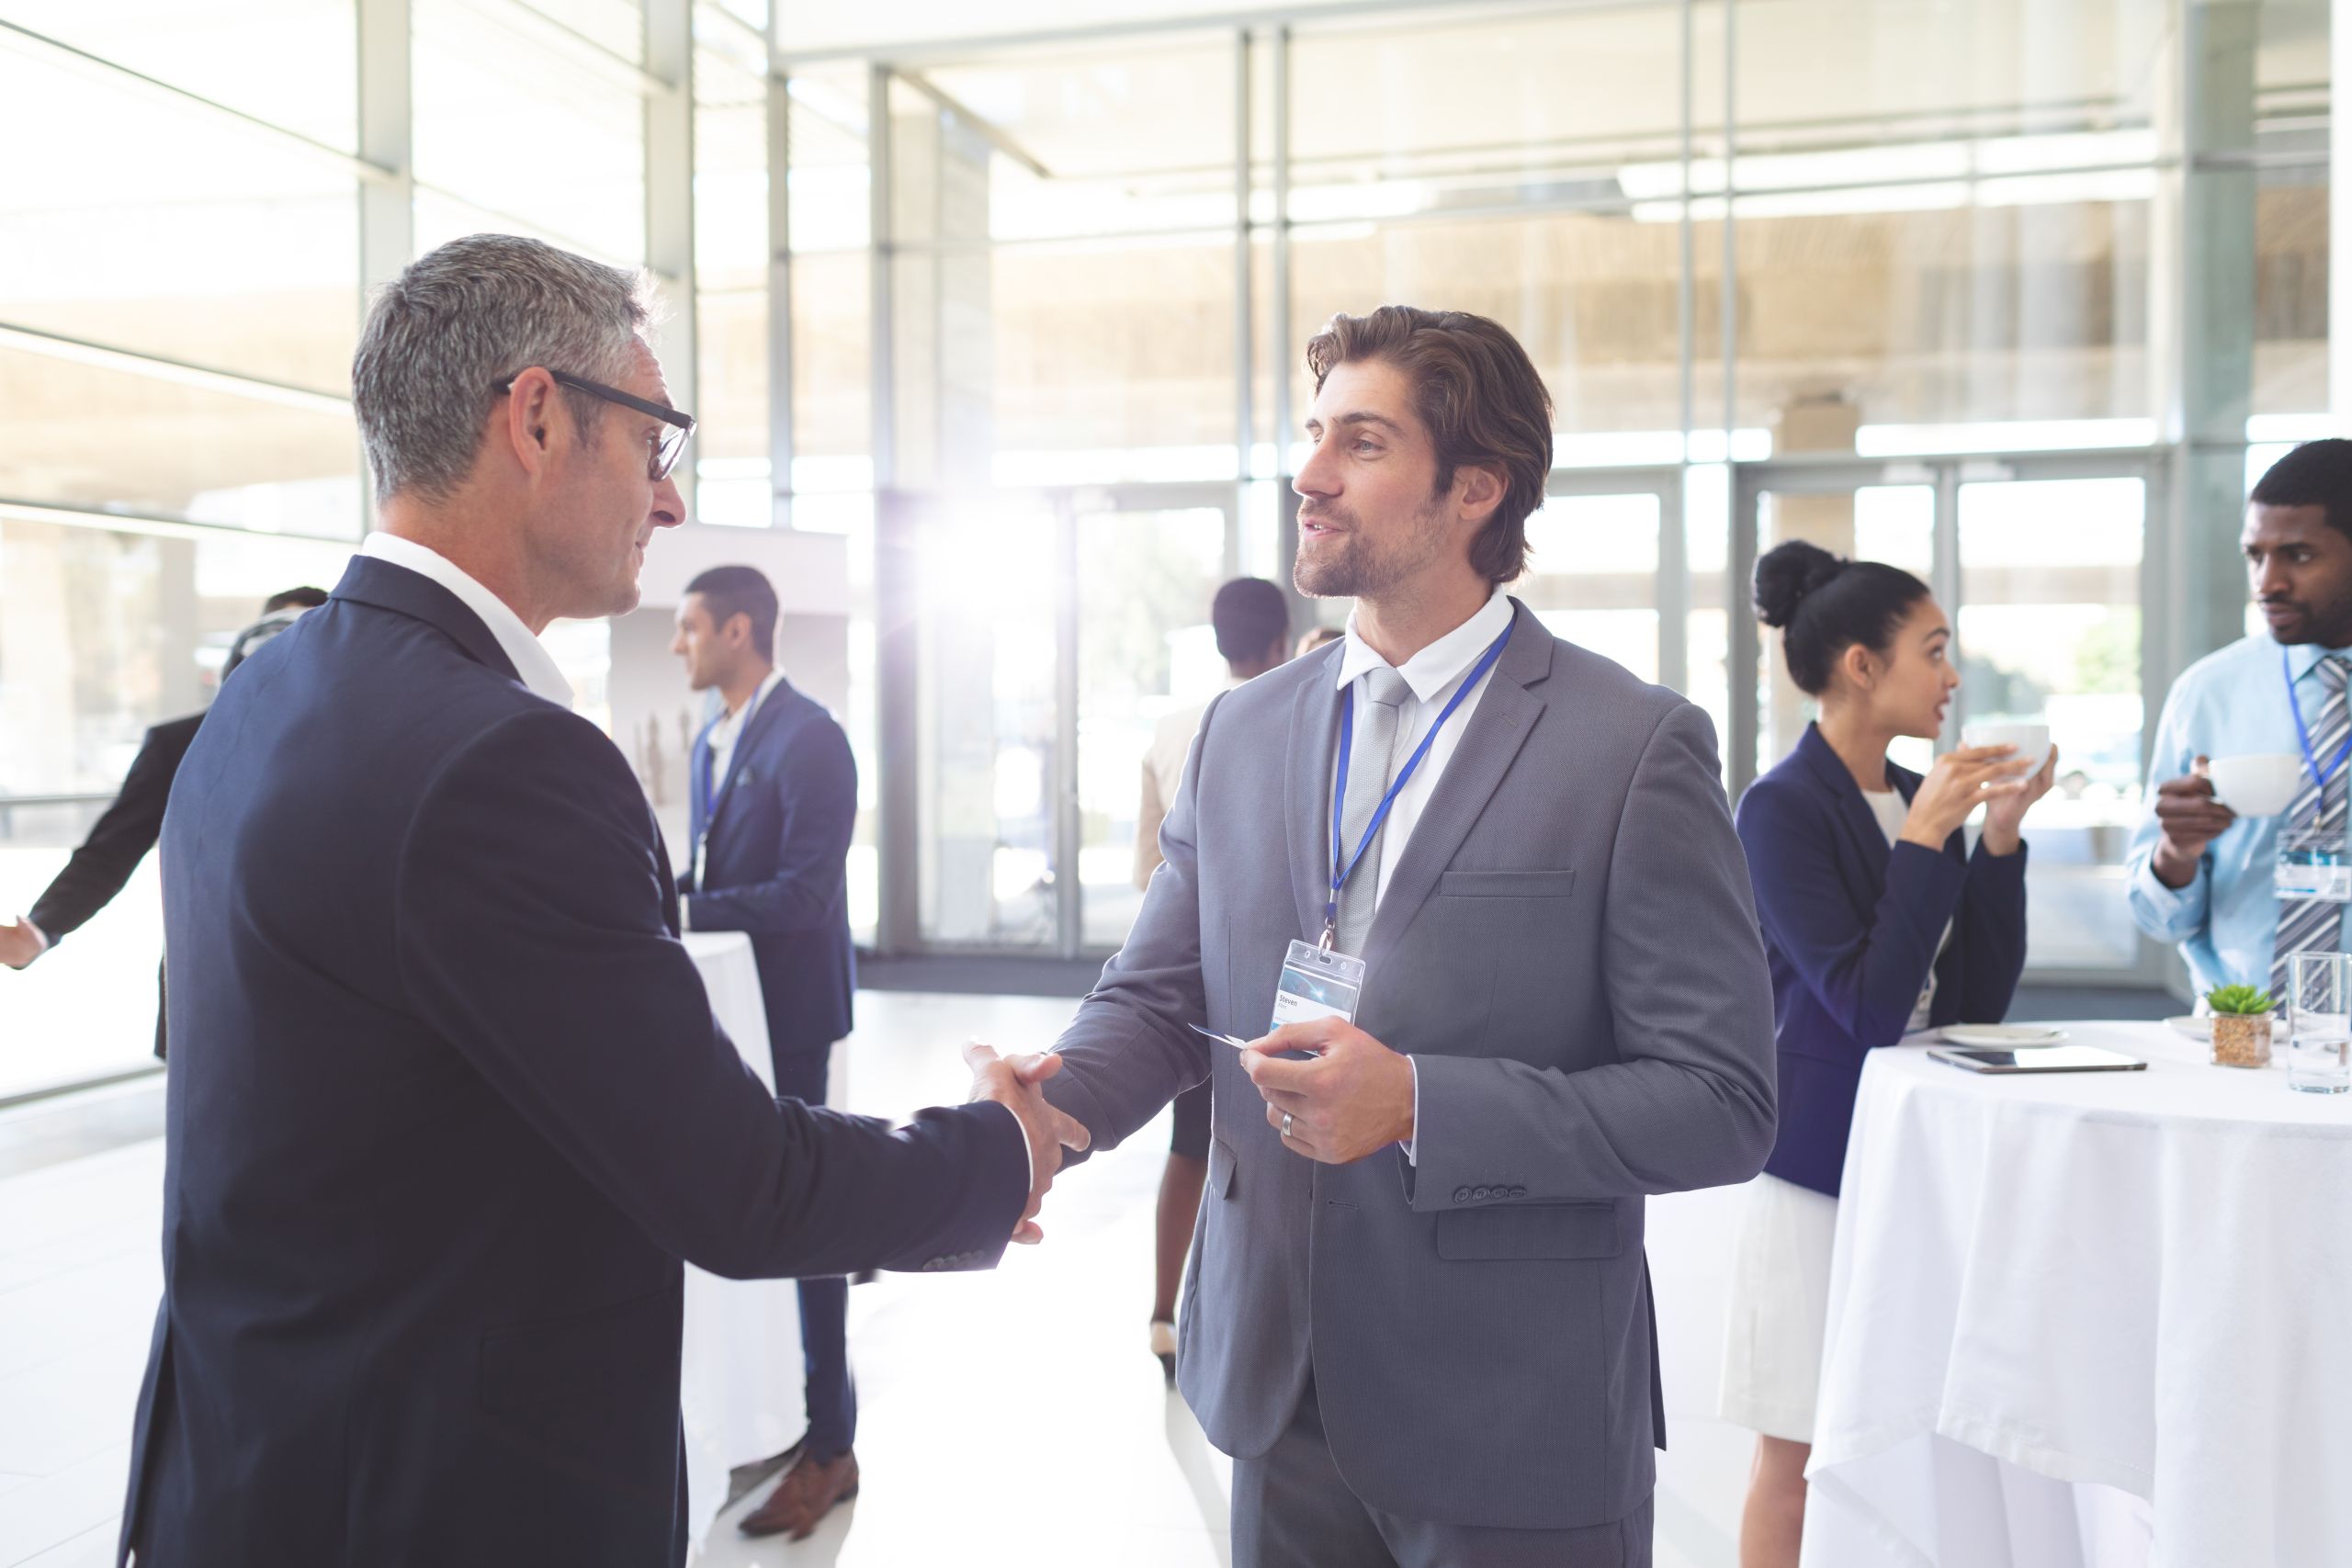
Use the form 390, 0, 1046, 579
359, 533, 572, 706
1329, 585, 1517, 1161
1861, 787, 1951, 1033
1331, 585, 1517, 908
704, 668, 786, 813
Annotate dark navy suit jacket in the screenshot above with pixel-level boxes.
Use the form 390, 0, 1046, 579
1735, 724, 2029, 1196
119, 556, 1026, 1568
683, 678, 856, 1061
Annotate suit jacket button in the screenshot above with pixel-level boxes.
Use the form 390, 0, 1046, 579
1453, 1186, 1472, 1202
1471, 1186, 1489, 1201
1510, 1186, 1526, 1198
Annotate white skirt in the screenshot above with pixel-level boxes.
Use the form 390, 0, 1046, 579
1717, 1172, 1840, 1444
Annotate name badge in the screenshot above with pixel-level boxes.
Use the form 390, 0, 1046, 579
2277, 826, 2352, 904
1271, 941, 1366, 1032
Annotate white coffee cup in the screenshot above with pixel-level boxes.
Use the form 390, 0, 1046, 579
1962, 721, 2052, 777
2207, 752, 2304, 817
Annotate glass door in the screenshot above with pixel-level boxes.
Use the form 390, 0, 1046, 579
1953, 462, 2150, 975
1735, 467, 1939, 784
1072, 485, 1238, 953
1731, 454, 2159, 980
1513, 469, 1684, 686
910, 491, 1065, 950
902, 483, 1240, 958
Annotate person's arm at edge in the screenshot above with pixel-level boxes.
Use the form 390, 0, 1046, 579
394, 706, 1029, 1280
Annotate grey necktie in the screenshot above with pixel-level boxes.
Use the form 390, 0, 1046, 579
1334, 667, 1413, 955
2272, 654, 2352, 998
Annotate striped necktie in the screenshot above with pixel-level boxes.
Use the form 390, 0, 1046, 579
2271, 654, 2352, 998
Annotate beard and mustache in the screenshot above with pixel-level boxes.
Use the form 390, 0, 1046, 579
1292, 489, 1456, 602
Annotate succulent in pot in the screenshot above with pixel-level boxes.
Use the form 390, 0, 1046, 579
2206, 984, 2276, 1068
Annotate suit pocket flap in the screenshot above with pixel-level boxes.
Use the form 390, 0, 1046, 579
1437, 869, 1577, 898
1435, 1201, 1620, 1260
1206, 1135, 1237, 1200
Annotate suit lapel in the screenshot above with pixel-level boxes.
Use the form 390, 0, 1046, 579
1796, 724, 1893, 883
1361, 604, 1550, 974
1283, 663, 1346, 942
707, 681, 792, 832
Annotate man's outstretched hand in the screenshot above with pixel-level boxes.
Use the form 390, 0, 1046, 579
0, 917, 46, 971
963, 1043, 1091, 1245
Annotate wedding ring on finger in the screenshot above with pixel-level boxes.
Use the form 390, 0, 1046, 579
1282, 1111, 1295, 1140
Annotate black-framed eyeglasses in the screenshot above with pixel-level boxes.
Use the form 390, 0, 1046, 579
496, 368, 695, 481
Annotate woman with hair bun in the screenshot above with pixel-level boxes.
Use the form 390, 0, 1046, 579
1721, 539, 2056, 1567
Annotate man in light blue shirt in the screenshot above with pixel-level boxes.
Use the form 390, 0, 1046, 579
2129, 439, 2352, 995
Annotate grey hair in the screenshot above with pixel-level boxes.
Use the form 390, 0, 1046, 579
352, 233, 653, 503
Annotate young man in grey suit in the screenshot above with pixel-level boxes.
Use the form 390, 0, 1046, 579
1019, 306, 1779, 1567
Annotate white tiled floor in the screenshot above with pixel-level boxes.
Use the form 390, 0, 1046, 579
0, 991, 1751, 1568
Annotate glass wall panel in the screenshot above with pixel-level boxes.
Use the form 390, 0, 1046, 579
977, 240, 1236, 487
695, 18, 772, 527
0, 519, 356, 1100
1730, 0, 2166, 439
1515, 492, 1663, 682
1287, 5, 1686, 223
2255, 176, 2328, 417
1292, 215, 1688, 443
1, 0, 358, 152
413, 0, 648, 264
914, 35, 1236, 242
1957, 474, 2147, 970
0, 50, 360, 390
0, 347, 361, 538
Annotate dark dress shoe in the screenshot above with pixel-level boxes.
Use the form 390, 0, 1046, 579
739, 1448, 860, 1540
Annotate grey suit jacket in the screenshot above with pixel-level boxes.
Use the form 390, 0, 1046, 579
1042, 598, 1777, 1531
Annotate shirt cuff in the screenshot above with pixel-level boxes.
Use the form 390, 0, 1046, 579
1403, 1055, 1420, 1165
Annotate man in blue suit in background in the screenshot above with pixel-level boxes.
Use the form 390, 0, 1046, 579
672, 563, 865, 1540
117, 234, 1086, 1568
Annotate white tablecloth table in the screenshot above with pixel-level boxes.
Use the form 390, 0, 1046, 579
1803, 1021, 2352, 1568
678, 931, 805, 1547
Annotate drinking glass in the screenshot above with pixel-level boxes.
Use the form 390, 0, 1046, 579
2287, 952, 2352, 1094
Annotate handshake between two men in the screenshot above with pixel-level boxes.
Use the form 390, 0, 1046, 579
964, 1012, 1417, 1244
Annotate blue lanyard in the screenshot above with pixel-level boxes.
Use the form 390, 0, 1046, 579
1325, 624, 1514, 943
2283, 648, 2352, 792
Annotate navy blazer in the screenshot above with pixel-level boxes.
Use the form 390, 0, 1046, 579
683, 679, 856, 1059
1735, 724, 2028, 1196
119, 556, 1026, 1568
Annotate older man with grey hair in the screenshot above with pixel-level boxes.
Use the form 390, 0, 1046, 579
114, 233, 1086, 1568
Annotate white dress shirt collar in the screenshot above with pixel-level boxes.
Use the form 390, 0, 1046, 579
1334, 585, 1517, 700
358, 532, 573, 707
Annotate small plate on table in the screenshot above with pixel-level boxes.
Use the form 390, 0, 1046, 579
1938, 1023, 2068, 1048
2165, 1015, 2212, 1043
